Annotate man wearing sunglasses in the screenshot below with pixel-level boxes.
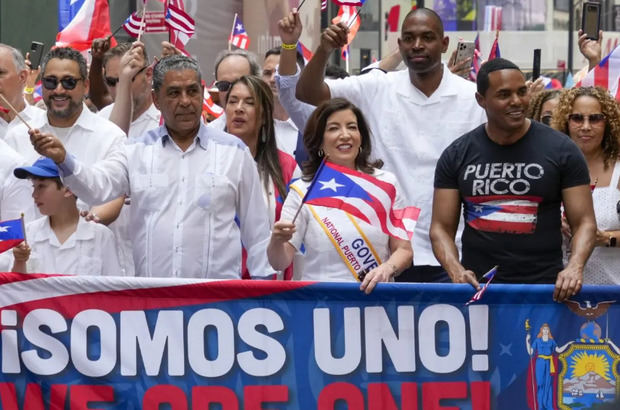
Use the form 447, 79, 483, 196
30, 55, 274, 280
0, 44, 45, 139
4, 47, 125, 165
98, 42, 160, 139
431, 58, 596, 302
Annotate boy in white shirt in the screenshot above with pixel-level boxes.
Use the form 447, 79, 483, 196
11, 157, 121, 276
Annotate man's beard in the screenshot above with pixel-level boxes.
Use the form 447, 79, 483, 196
45, 96, 82, 119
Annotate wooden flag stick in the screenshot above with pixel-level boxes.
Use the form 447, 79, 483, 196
0, 93, 33, 132
228, 13, 238, 51
137, 4, 148, 41
20, 213, 27, 244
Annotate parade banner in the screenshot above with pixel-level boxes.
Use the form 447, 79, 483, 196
0, 272, 618, 409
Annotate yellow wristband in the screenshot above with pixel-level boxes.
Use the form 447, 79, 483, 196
281, 42, 298, 50
24, 87, 34, 95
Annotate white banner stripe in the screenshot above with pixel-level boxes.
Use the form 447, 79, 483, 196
477, 212, 536, 223
0, 276, 209, 309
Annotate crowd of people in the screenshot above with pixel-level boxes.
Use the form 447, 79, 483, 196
0, 7, 618, 301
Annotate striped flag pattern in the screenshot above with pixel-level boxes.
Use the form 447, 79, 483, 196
229, 15, 250, 50
576, 45, 620, 100
321, 0, 327, 11
122, 12, 145, 37
164, 3, 195, 35
465, 266, 498, 305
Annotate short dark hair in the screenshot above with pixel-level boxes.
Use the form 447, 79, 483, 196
30, 176, 63, 190
477, 58, 522, 95
265, 46, 305, 69
325, 64, 349, 79
153, 54, 202, 92
402, 7, 444, 37
302, 98, 382, 180
41, 47, 88, 79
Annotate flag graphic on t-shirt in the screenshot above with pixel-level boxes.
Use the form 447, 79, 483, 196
464, 195, 541, 234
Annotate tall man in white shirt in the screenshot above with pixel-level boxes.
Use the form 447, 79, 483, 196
0, 44, 45, 139
296, 8, 487, 282
30, 55, 275, 279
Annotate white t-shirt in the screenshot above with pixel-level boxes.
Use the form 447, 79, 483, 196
281, 168, 406, 281
98, 102, 161, 140
327, 65, 487, 265
15, 216, 121, 276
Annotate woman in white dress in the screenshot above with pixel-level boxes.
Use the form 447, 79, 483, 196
267, 98, 413, 293
552, 86, 620, 284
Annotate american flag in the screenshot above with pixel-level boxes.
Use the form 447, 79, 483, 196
164, 3, 195, 35
465, 266, 498, 306
229, 15, 250, 50
464, 195, 541, 234
302, 161, 420, 241
321, 0, 327, 11
122, 12, 145, 38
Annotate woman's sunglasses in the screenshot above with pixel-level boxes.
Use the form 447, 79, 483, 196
41, 76, 83, 90
568, 113, 606, 125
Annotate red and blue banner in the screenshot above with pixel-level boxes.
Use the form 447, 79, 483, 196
0, 272, 619, 409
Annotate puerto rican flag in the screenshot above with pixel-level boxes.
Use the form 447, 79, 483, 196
331, 0, 366, 6
303, 161, 420, 241
465, 265, 498, 306
202, 85, 223, 120
577, 45, 620, 100
165, 3, 195, 36
321, 0, 328, 11
229, 15, 250, 50
464, 195, 541, 234
297, 41, 313, 65
332, 6, 360, 61
56, 0, 116, 52
122, 12, 145, 38
0, 218, 25, 254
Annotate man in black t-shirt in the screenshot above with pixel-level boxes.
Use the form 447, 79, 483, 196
430, 58, 596, 301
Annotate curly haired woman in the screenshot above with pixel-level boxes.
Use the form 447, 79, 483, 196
552, 86, 620, 284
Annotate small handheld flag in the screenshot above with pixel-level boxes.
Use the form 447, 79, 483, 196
229, 14, 250, 50
0, 218, 26, 254
465, 265, 498, 305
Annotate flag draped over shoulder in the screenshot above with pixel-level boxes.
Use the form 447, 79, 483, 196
576, 45, 620, 100
303, 162, 420, 241
0, 219, 25, 254
56, 0, 116, 51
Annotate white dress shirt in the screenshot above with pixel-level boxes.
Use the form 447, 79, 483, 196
12, 216, 121, 276
58, 123, 275, 279
4, 104, 125, 164
0, 103, 45, 141
327, 65, 487, 265
0, 139, 34, 222
98, 102, 161, 140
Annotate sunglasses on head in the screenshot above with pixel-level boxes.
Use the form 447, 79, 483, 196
568, 113, 606, 125
42, 76, 83, 90
214, 80, 233, 92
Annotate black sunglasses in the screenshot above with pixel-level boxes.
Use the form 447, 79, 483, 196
104, 76, 119, 87
541, 115, 552, 125
42, 76, 83, 90
568, 113, 606, 125
214, 80, 233, 92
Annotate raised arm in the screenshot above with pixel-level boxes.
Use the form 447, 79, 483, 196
578, 29, 603, 71
109, 42, 148, 135
430, 188, 480, 290
89, 37, 113, 110
555, 184, 596, 301
296, 23, 349, 105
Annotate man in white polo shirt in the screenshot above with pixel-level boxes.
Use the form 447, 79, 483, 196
296, 8, 487, 282
0, 44, 45, 139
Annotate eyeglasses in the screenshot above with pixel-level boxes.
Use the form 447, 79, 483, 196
568, 113, 606, 125
41, 76, 83, 90
541, 115, 552, 125
214, 80, 233, 92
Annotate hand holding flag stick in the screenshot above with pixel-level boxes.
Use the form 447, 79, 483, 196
0, 93, 33, 132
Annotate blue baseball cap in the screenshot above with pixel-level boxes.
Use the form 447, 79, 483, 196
14, 157, 60, 179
